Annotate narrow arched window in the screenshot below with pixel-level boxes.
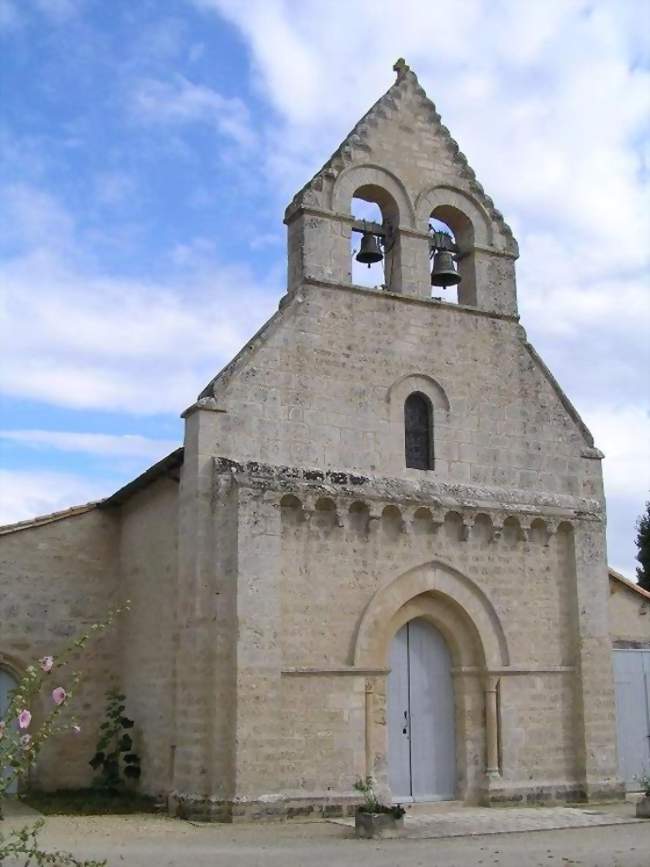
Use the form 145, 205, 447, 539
404, 392, 433, 470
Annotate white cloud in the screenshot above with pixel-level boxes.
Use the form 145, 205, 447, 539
131, 76, 256, 148
0, 183, 75, 252
0, 185, 278, 414
585, 406, 650, 502
3, 1, 648, 572
0, 430, 178, 460
0, 469, 107, 525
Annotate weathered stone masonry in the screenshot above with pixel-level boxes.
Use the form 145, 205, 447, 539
0, 60, 623, 819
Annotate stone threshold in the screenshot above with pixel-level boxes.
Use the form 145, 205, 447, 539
328, 804, 643, 840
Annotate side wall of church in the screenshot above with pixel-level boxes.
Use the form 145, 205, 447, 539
118, 477, 179, 798
0, 510, 120, 789
608, 581, 650, 645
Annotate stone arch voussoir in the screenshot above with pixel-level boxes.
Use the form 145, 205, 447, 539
354, 560, 509, 669
415, 185, 493, 247
331, 163, 416, 228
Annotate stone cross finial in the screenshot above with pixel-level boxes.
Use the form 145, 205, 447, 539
393, 57, 410, 80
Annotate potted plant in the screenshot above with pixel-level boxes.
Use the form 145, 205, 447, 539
353, 776, 405, 839
634, 769, 650, 818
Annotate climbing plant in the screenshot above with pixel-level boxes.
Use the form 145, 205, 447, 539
0, 604, 128, 866
89, 689, 141, 790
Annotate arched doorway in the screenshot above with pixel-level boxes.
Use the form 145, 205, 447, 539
387, 618, 456, 801
1, 668, 19, 795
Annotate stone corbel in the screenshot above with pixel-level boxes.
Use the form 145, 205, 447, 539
491, 513, 506, 543
461, 513, 476, 541
367, 504, 383, 538
301, 494, 317, 523
543, 519, 560, 548
402, 506, 419, 537
430, 508, 445, 535
518, 517, 533, 543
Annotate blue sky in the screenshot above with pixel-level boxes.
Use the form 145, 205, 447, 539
0, 0, 648, 576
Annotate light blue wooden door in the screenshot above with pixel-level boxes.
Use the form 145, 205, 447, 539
388, 619, 456, 801
387, 624, 411, 798
613, 649, 650, 788
1, 669, 19, 795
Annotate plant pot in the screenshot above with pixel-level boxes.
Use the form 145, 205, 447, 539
636, 794, 650, 818
355, 811, 404, 839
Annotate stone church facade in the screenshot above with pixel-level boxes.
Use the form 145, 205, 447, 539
1, 61, 624, 819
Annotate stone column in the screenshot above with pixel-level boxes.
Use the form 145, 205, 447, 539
171, 400, 235, 819
570, 521, 623, 800
231, 488, 284, 817
285, 208, 350, 291
389, 231, 431, 297
485, 676, 500, 777
365, 679, 375, 778
472, 249, 518, 316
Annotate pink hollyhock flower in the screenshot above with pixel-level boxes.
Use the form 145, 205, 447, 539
21, 734, 32, 749
0, 720, 5, 739
52, 687, 67, 705
18, 709, 32, 729
39, 656, 54, 672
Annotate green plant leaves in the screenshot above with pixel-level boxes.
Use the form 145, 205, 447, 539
89, 752, 105, 770
89, 689, 141, 791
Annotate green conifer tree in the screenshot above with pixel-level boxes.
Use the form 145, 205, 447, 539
636, 501, 650, 591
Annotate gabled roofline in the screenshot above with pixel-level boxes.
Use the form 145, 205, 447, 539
523, 341, 596, 449
99, 447, 184, 508
285, 58, 517, 255
0, 501, 102, 536
0, 447, 184, 535
609, 567, 650, 600
197, 299, 291, 402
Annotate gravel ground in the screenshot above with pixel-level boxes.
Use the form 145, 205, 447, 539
2, 809, 650, 867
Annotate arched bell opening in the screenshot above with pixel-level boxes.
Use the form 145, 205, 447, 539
429, 205, 476, 306
350, 183, 401, 292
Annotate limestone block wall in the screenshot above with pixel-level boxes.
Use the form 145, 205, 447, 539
284, 66, 519, 313
201, 458, 618, 812
202, 284, 602, 503
275, 491, 580, 802
278, 674, 366, 797
498, 672, 580, 799
608, 577, 650, 645
117, 477, 179, 797
278, 499, 576, 672
0, 509, 120, 789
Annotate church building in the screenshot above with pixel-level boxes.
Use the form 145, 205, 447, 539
0, 60, 625, 820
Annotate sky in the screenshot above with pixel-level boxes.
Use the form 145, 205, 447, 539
0, 0, 648, 577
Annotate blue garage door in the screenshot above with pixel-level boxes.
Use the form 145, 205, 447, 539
613, 649, 650, 789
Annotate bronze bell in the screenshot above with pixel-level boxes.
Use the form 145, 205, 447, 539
431, 249, 461, 287
355, 232, 383, 267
